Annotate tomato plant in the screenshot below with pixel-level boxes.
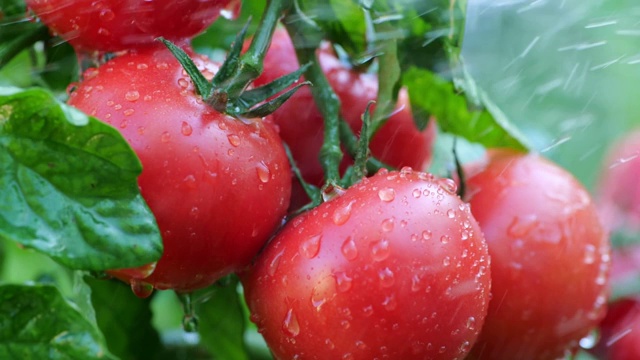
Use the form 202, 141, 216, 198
243, 168, 491, 359
464, 150, 610, 359
68, 45, 291, 292
251, 28, 437, 207
26, 0, 240, 53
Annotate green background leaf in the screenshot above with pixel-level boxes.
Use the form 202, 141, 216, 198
0, 284, 116, 360
0, 87, 162, 271
86, 277, 163, 360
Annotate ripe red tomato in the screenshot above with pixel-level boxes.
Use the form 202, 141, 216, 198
465, 150, 610, 359
243, 168, 491, 359
596, 130, 640, 233
591, 297, 640, 360
251, 29, 437, 208
68, 45, 291, 292
26, 0, 240, 53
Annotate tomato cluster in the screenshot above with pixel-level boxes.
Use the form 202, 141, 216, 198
27, 3, 615, 359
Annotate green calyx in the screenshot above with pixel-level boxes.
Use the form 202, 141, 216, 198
159, 0, 308, 119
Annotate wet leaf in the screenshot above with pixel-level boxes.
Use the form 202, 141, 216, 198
0, 87, 162, 271
196, 276, 248, 360
0, 284, 116, 359
85, 277, 163, 360
403, 67, 529, 151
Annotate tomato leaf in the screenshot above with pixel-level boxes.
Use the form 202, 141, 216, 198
0, 284, 116, 359
403, 67, 529, 151
196, 277, 248, 360
85, 277, 163, 360
0, 87, 162, 271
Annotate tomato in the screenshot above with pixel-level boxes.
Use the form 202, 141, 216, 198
596, 130, 640, 233
591, 298, 640, 360
242, 168, 491, 359
67, 45, 291, 292
251, 28, 437, 209
464, 150, 610, 359
26, 0, 240, 53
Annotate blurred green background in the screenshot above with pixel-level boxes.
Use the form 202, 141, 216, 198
462, 0, 640, 191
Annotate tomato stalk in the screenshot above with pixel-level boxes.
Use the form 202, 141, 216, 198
282, 14, 343, 189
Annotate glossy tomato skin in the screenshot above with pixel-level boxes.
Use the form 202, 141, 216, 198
26, 0, 239, 53
243, 168, 491, 360
252, 29, 437, 208
591, 298, 640, 360
465, 150, 610, 360
68, 46, 291, 292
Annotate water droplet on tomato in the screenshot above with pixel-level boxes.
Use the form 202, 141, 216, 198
227, 134, 241, 147
378, 187, 396, 202
123, 108, 134, 116
447, 209, 456, 219
341, 237, 358, 260
334, 271, 353, 292
130, 280, 154, 299
99, 8, 115, 21
181, 121, 193, 136
422, 230, 432, 241
178, 78, 189, 89
440, 235, 450, 244
507, 215, 538, 238
412, 188, 422, 198
459, 341, 471, 354
583, 244, 596, 264
378, 267, 395, 288
220, 0, 242, 19
381, 218, 394, 232
411, 275, 422, 292
256, 162, 270, 183
125, 90, 139, 102
362, 305, 374, 317
332, 201, 355, 225
97, 27, 110, 36
300, 234, 321, 259
370, 239, 390, 262
161, 131, 171, 143
466, 316, 476, 330
119, 119, 128, 128
268, 250, 284, 276
382, 294, 397, 311
282, 308, 300, 337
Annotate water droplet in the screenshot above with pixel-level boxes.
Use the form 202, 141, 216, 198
378, 187, 396, 202
438, 178, 458, 194
381, 218, 395, 232
123, 108, 134, 116
461, 230, 470, 241
332, 200, 355, 225
300, 235, 321, 259
583, 244, 596, 264
114, 104, 122, 110
422, 230, 432, 241
334, 272, 353, 292
442, 256, 451, 267
466, 316, 476, 330
378, 267, 395, 288
440, 235, 450, 244
282, 308, 300, 337
161, 131, 171, 143
382, 294, 397, 311
370, 239, 391, 262
181, 121, 193, 136
183, 175, 196, 188
178, 78, 190, 88
325, 338, 336, 350
362, 305, 374, 317
256, 162, 270, 183
130, 280, 154, 299
447, 209, 456, 219
119, 119, 128, 128
227, 134, 241, 147
412, 189, 422, 198
507, 215, 538, 238
459, 341, 471, 354
411, 275, 422, 292
99, 8, 115, 21
439, 345, 447, 354
341, 237, 358, 260
268, 251, 284, 276
125, 90, 139, 102
355, 340, 367, 350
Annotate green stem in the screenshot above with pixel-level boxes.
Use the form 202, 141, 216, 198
339, 120, 391, 174
227, 0, 290, 99
0, 25, 49, 69
283, 17, 342, 187
369, 14, 402, 136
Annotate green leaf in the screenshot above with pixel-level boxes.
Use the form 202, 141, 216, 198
0, 87, 162, 271
0, 284, 116, 360
85, 277, 163, 360
403, 66, 529, 151
196, 277, 248, 360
